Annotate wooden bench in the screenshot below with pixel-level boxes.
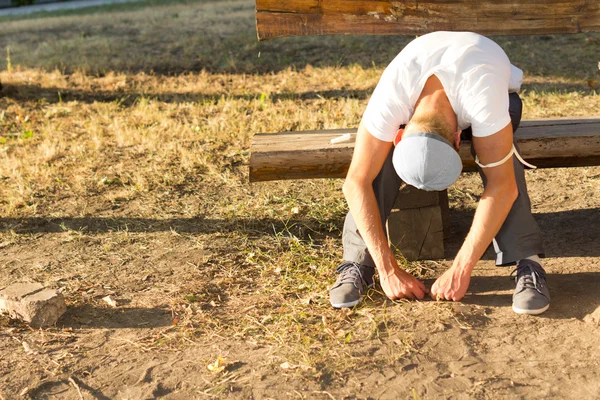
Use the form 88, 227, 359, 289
250, 0, 600, 260
250, 118, 600, 259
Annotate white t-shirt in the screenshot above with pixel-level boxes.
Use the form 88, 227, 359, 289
362, 31, 523, 142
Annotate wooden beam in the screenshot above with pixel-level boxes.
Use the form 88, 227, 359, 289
249, 117, 600, 182
255, 0, 600, 40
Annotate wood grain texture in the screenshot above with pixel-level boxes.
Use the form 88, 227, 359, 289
255, 0, 600, 40
249, 117, 600, 182
387, 205, 445, 260
393, 186, 451, 238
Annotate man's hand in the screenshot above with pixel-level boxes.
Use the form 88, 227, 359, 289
430, 266, 471, 301
379, 259, 427, 300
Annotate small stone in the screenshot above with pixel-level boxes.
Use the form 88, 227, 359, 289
280, 361, 294, 369
452, 303, 471, 314
0, 283, 67, 328
22, 341, 41, 355
431, 322, 447, 333
102, 295, 118, 307
584, 305, 600, 326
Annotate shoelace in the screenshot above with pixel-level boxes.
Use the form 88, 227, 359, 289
336, 262, 368, 289
510, 263, 547, 294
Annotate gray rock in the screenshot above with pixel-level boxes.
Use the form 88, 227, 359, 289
584, 306, 600, 327
0, 282, 67, 328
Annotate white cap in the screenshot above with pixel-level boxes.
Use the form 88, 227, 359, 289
392, 132, 463, 191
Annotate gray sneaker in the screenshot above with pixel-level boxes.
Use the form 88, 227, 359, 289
329, 261, 375, 308
511, 259, 550, 315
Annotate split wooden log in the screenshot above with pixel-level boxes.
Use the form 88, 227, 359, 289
388, 205, 445, 261
250, 117, 600, 182
255, 0, 600, 40
389, 186, 450, 260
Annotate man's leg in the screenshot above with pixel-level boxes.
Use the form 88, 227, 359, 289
330, 148, 402, 308
471, 93, 549, 315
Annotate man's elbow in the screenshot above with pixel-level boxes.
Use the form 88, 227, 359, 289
342, 176, 369, 200
342, 179, 356, 200
486, 177, 518, 205
500, 180, 519, 205
506, 177, 519, 203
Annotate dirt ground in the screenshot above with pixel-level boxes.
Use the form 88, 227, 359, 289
4, 167, 600, 400
1, 0, 600, 399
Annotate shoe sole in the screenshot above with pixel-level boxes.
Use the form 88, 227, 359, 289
330, 298, 363, 309
512, 304, 550, 315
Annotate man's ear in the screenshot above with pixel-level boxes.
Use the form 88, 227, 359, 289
453, 130, 462, 150
394, 128, 405, 146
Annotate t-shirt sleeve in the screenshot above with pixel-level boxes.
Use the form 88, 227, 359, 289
463, 73, 511, 137
362, 67, 410, 142
509, 64, 523, 93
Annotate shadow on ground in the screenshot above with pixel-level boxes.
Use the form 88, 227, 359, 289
462, 272, 600, 321
362, 272, 600, 322
446, 208, 600, 259
2, 207, 598, 256
26, 378, 111, 400
0, 82, 374, 106
0, 215, 343, 241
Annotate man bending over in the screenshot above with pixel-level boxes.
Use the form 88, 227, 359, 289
330, 31, 550, 315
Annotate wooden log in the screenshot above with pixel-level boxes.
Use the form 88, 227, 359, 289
387, 205, 445, 261
439, 189, 450, 239
255, 0, 600, 40
394, 185, 443, 210
394, 185, 451, 238
249, 117, 600, 182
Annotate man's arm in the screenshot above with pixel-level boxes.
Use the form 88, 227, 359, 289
431, 122, 518, 301
343, 121, 427, 300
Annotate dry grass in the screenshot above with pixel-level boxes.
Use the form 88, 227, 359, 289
1, 0, 600, 396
